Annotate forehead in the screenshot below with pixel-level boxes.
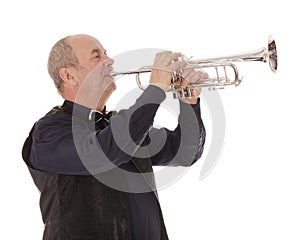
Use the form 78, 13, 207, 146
67, 35, 104, 59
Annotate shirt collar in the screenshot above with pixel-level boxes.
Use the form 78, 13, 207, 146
61, 100, 113, 124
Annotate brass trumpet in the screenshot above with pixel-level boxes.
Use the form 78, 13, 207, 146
111, 36, 277, 98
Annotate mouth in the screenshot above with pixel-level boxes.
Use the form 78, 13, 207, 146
109, 71, 116, 77
103, 66, 114, 77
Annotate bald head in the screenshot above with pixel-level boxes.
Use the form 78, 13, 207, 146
65, 34, 106, 68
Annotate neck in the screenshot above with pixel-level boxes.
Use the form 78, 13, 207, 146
62, 86, 113, 112
96, 99, 106, 112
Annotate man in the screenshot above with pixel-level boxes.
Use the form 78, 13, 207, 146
22, 34, 207, 240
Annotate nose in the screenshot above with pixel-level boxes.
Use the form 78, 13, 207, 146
102, 55, 114, 67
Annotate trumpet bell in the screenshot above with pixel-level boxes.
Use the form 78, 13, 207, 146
268, 36, 278, 73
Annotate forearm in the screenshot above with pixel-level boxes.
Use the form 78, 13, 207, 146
177, 98, 206, 164
149, 98, 206, 166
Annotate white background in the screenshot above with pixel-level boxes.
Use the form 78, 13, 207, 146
1, 0, 299, 239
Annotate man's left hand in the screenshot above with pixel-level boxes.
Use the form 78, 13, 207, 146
180, 69, 208, 104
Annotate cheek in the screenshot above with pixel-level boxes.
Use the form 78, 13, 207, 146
77, 63, 100, 80
76, 68, 91, 84
77, 72, 87, 82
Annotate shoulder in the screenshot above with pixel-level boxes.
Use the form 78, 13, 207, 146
33, 108, 73, 140
38, 107, 71, 127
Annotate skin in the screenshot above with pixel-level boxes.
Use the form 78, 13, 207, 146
58, 34, 207, 110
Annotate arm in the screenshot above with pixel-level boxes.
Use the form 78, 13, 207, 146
95, 85, 166, 167
96, 64, 207, 168
27, 51, 187, 175
28, 86, 165, 175
147, 98, 206, 166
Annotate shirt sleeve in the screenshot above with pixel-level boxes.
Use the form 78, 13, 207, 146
29, 85, 166, 175
95, 85, 166, 170
146, 98, 206, 166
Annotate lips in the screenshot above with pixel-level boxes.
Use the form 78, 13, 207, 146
104, 66, 114, 77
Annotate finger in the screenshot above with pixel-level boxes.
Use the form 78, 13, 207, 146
198, 71, 209, 79
180, 70, 198, 84
189, 72, 203, 84
185, 71, 209, 84
180, 78, 189, 87
168, 60, 185, 72
167, 52, 182, 61
155, 51, 172, 63
164, 52, 182, 66
180, 72, 196, 87
181, 68, 194, 79
156, 51, 182, 66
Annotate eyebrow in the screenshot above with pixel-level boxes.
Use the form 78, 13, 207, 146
91, 49, 101, 55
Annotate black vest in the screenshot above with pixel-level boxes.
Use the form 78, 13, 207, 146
22, 104, 169, 240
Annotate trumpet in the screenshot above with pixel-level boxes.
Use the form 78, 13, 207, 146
111, 36, 277, 98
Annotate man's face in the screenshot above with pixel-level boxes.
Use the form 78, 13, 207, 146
68, 35, 110, 80
67, 34, 116, 96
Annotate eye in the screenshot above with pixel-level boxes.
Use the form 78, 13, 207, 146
92, 54, 101, 61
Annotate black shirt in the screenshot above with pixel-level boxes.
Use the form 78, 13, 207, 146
27, 85, 206, 239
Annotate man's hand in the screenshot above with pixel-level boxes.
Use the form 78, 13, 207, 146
180, 68, 209, 104
149, 51, 185, 91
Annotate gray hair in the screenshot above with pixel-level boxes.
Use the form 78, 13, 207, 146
47, 36, 79, 93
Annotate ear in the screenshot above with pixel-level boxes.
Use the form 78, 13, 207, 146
59, 67, 78, 87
